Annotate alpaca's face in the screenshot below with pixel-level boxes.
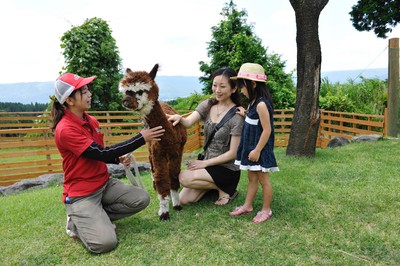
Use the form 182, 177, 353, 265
118, 68, 159, 116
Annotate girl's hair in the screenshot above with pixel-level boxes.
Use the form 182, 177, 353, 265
237, 79, 274, 108
207, 67, 242, 111
51, 89, 81, 130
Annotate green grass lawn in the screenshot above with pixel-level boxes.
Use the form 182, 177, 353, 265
1, 140, 399, 265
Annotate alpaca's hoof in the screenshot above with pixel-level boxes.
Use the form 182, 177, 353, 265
159, 212, 170, 221
173, 205, 182, 211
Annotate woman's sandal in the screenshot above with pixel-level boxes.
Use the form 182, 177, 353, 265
252, 210, 273, 223
229, 205, 253, 216
214, 190, 239, 206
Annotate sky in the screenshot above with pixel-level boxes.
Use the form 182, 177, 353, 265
0, 0, 399, 84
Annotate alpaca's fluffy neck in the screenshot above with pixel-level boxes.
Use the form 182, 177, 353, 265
144, 101, 168, 127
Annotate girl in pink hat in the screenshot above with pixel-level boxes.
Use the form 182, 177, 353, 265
229, 63, 279, 223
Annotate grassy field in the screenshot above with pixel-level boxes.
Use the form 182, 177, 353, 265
0, 139, 399, 265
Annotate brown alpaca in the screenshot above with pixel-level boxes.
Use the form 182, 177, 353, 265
119, 64, 187, 220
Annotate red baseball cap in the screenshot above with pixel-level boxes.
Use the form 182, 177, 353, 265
54, 73, 96, 104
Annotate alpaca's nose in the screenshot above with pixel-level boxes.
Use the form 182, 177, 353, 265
122, 99, 130, 109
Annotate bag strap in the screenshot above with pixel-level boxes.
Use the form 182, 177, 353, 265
203, 106, 237, 152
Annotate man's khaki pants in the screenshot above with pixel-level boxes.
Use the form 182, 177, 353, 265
65, 178, 150, 253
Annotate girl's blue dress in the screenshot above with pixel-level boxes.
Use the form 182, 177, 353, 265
235, 97, 279, 172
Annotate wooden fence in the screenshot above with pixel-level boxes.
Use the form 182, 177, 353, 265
318, 109, 387, 147
0, 109, 387, 186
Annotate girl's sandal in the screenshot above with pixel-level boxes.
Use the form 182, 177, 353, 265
229, 206, 253, 216
252, 210, 273, 223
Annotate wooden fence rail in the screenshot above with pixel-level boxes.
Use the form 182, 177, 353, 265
0, 109, 387, 186
318, 109, 387, 147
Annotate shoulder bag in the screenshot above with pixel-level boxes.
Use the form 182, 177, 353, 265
197, 106, 238, 160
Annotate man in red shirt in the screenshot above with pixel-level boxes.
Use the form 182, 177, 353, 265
51, 73, 165, 253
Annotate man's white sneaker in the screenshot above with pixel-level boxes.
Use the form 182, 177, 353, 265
66, 215, 78, 238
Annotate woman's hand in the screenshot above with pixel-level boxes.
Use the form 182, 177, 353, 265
140, 126, 165, 142
166, 114, 182, 126
186, 159, 207, 170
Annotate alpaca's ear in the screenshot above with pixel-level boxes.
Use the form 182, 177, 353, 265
126, 68, 132, 73
149, 64, 159, 80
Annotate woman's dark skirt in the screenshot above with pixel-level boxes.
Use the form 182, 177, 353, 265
205, 165, 240, 197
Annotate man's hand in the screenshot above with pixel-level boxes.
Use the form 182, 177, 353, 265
119, 154, 132, 167
140, 126, 165, 142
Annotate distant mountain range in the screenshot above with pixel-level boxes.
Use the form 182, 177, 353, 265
0, 76, 203, 104
320, 68, 387, 83
0, 68, 388, 104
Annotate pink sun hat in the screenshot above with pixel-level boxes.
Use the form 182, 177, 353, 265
230, 63, 267, 82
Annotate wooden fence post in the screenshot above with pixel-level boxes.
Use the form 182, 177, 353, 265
384, 108, 388, 136
44, 128, 52, 173
387, 37, 399, 137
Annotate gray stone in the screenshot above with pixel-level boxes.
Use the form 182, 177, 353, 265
327, 137, 351, 148
0, 162, 152, 196
107, 164, 126, 178
352, 134, 383, 142
0, 173, 63, 196
107, 163, 151, 178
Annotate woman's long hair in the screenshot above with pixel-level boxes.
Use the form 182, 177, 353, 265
207, 67, 242, 111
51, 90, 80, 130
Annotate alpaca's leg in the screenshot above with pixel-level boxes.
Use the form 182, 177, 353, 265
152, 152, 171, 220
148, 152, 156, 191
168, 149, 183, 210
158, 194, 170, 220
170, 190, 182, 211
168, 147, 183, 191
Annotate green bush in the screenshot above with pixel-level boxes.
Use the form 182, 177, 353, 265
319, 77, 387, 114
271, 84, 296, 109
319, 91, 356, 112
166, 92, 212, 111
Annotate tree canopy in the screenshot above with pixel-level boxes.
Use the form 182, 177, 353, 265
60, 17, 123, 111
350, 0, 400, 38
199, 0, 295, 108
0, 102, 47, 112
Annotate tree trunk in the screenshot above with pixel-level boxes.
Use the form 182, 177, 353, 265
287, 0, 329, 157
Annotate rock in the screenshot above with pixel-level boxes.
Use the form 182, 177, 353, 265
327, 137, 351, 148
0, 162, 152, 196
352, 134, 383, 142
0, 173, 63, 196
107, 164, 126, 178
107, 163, 151, 178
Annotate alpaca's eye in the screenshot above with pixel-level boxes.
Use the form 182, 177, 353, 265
136, 91, 144, 96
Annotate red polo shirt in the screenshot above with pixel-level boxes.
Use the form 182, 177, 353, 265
55, 110, 109, 202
